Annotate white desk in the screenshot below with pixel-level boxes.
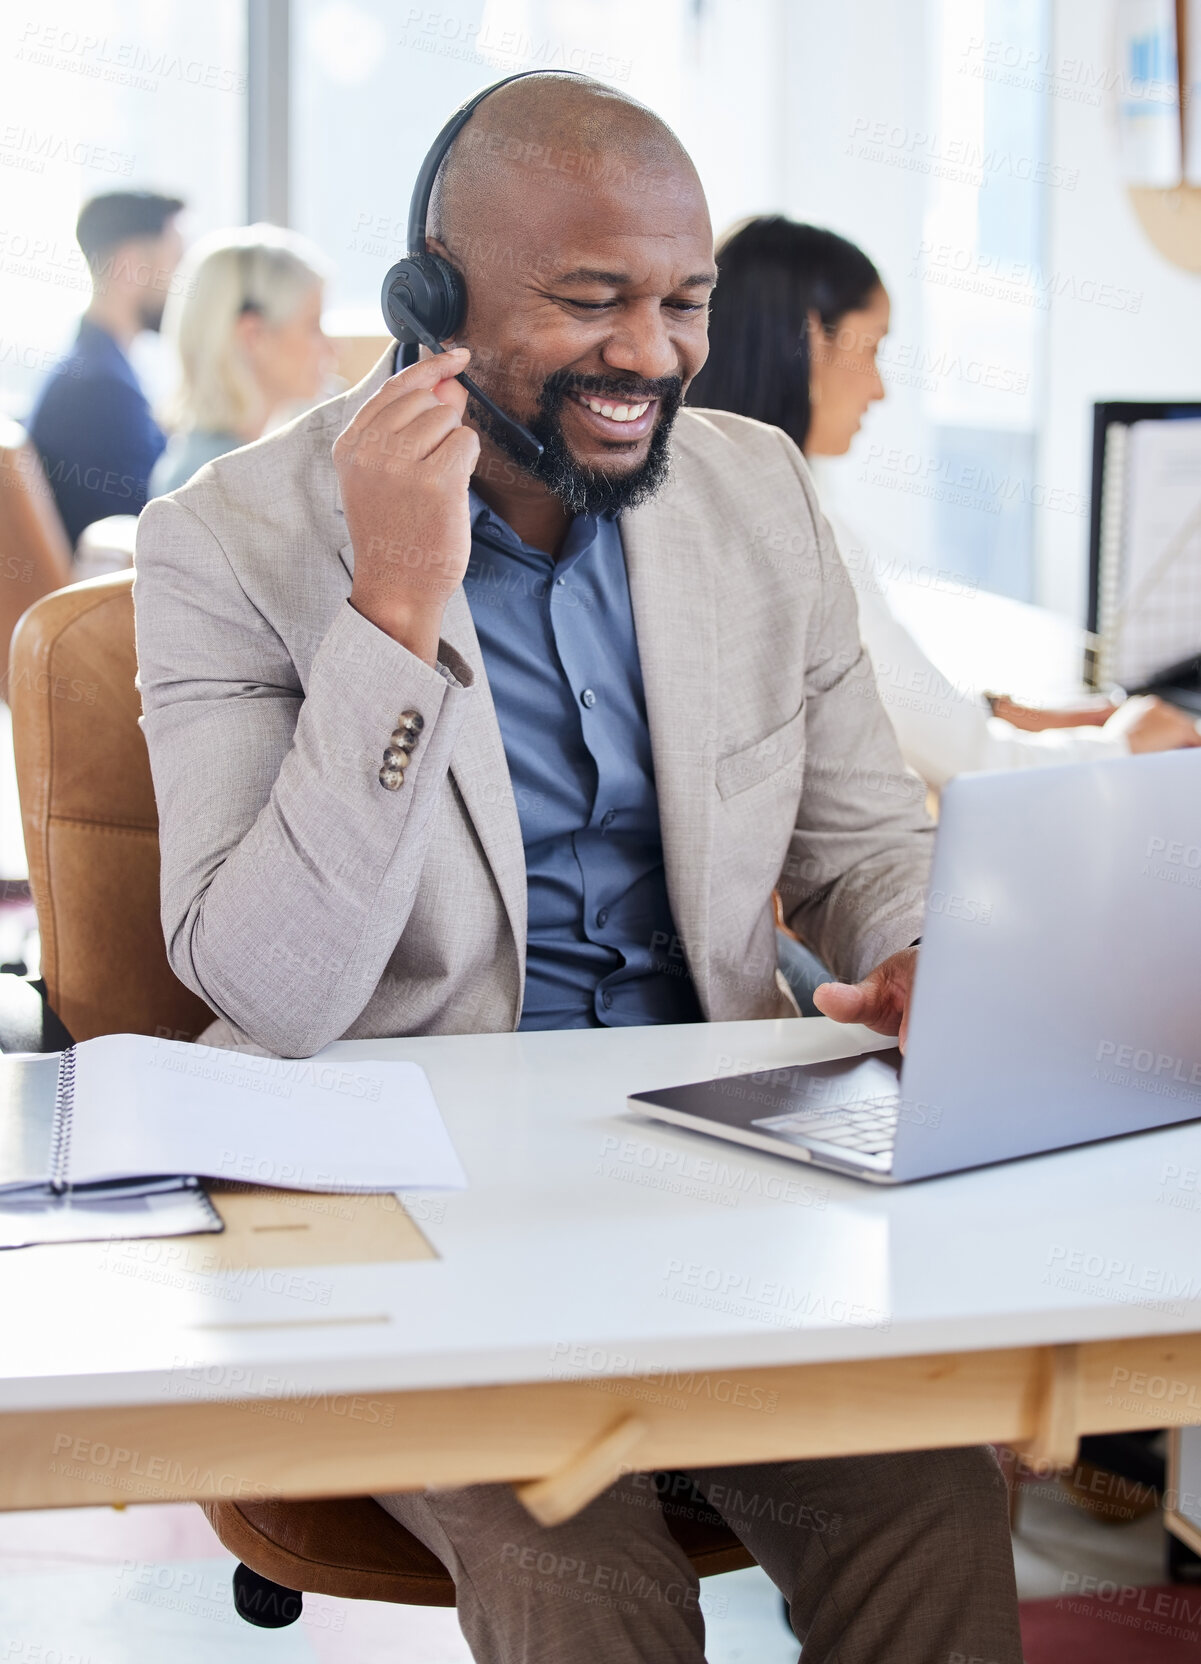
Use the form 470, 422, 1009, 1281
887, 581, 1093, 705
3, 1017, 1200, 1514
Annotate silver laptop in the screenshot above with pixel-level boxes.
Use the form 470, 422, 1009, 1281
629, 751, 1201, 1184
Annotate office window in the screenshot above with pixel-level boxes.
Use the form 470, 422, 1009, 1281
916, 0, 1049, 600
291, 0, 690, 326
0, 1, 247, 420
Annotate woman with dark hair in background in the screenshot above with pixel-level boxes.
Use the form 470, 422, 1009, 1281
689, 215, 1200, 786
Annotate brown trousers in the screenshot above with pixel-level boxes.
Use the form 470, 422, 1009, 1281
376, 1445, 1023, 1662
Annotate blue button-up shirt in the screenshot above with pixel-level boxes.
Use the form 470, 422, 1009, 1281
462, 491, 702, 1031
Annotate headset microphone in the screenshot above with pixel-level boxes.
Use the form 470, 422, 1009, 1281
386, 290, 544, 469
381, 70, 583, 471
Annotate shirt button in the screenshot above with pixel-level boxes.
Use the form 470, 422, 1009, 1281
601, 990, 614, 1010
601, 810, 616, 828
580, 688, 597, 708
596, 907, 609, 927
556, 577, 565, 586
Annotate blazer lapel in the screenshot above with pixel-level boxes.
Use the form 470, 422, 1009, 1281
441, 586, 528, 983
622, 489, 716, 1015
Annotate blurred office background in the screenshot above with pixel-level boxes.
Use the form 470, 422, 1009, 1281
1, 4, 1200, 1659
1, 0, 1197, 620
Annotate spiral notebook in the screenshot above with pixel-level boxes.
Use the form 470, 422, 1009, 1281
0, 1175, 223, 1250
0, 1033, 466, 1247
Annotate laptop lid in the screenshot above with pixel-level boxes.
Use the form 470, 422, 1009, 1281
891, 751, 1201, 1181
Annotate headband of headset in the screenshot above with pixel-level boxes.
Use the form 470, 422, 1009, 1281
407, 68, 584, 257
381, 71, 583, 464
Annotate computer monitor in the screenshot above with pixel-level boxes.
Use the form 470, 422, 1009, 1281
1086, 400, 1201, 710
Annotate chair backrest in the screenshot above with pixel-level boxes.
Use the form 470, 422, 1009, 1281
0, 419, 74, 703
10, 568, 212, 1042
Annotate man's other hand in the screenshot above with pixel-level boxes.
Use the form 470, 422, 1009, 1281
812, 946, 918, 1053
334, 347, 479, 665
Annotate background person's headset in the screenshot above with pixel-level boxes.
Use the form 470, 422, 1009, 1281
381, 70, 585, 468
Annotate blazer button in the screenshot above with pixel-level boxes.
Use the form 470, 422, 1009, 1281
396, 710, 425, 735
390, 727, 418, 752
382, 745, 408, 769
379, 765, 405, 791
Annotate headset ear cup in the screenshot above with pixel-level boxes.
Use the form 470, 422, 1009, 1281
381, 258, 430, 343
381, 253, 466, 344
429, 254, 466, 341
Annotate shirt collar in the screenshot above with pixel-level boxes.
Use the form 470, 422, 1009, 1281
468, 488, 613, 571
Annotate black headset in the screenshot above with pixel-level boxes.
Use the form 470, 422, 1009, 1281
381, 70, 584, 468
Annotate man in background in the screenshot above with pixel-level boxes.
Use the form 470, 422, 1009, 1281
28, 189, 185, 546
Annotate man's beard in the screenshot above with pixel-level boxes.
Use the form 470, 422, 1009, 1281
468, 369, 684, 517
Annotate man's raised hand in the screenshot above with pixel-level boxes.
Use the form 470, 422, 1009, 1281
334, 347, 479, 665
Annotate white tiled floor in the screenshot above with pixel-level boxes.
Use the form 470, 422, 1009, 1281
0, 1503, 786, 1664
0, 1472, 1179, 1663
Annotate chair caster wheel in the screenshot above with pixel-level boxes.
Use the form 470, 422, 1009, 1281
232, 1560, 303, 1627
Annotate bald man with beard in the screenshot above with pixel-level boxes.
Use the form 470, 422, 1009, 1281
134, 75, 1023, 1663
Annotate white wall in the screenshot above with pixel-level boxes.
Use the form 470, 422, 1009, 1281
1038, 1, 1201, 617
671, 0, 787, 227
686, 0, 1201, 623
300, 0, 1201, 623
700, 0, 1201, 622
740, 0, 938, 568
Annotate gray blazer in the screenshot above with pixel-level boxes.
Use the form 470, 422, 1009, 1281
133, 350, 932, 1057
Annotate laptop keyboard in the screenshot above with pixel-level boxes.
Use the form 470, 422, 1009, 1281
756, 1096, 901, 1158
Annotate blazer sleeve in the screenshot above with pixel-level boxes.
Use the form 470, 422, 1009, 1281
133, 494, 474, 1057
771, 435, 935, 981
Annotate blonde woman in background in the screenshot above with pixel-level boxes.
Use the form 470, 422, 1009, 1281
151, 224, 336, 496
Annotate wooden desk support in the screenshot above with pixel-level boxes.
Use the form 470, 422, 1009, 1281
1016, 1344, 1080, 1471
3, 1333, 1199, 1516
516, 1415, 649, 1527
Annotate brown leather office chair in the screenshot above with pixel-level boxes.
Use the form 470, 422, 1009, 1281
9, 568, 753, 1628
1, 420, 74, 707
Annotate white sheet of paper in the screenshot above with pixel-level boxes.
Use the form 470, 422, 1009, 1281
68, 1036, 467, 1193
1113, 417, 1201, 686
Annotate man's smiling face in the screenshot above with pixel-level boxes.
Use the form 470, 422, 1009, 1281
430, 87, 716, 515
